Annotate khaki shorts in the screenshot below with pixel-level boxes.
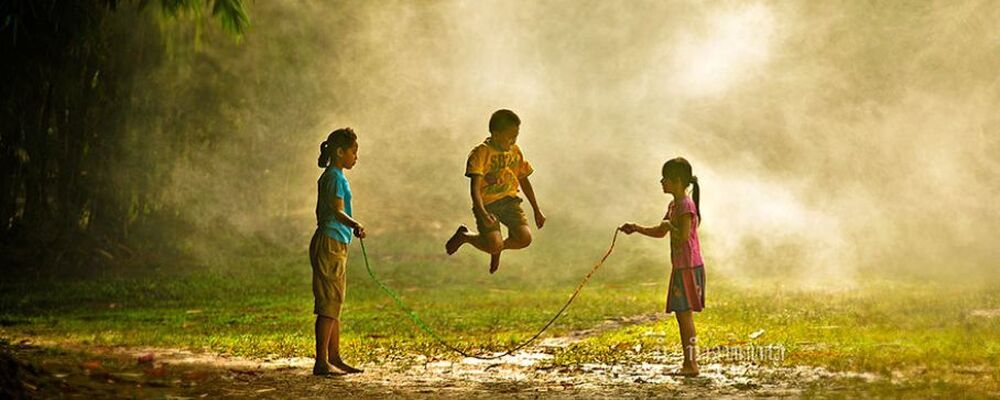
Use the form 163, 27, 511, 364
475, 196, 529, 234
310, 230, 348, 319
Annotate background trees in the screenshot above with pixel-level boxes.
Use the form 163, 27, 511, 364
1, 0, 248, 271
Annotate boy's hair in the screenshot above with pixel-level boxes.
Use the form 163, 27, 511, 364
488, 109, 520, 134
662, 157, 702, 223
317, 127, 358, 168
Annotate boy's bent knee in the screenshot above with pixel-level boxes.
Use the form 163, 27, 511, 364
484, 234, 504, 254
507, 227, 532, 249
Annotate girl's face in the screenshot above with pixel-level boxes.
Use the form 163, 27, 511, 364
661, 175, 680, 195
337, 142, 359, 169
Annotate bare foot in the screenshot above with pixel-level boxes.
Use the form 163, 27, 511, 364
489, 253, 500, 274
668, 362, 700, 377
313, 361, 346, 376
331, 360, 364, 374
445, 225, 468, 255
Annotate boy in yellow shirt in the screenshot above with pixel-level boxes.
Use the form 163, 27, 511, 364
445, 109, 546, 273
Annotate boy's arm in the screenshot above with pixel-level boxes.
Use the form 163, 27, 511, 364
470, 175, 497, 226
331, 197, 366, 238
518, 176, 545, 229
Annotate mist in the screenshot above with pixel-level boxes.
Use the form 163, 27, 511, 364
126, 1, 999, 285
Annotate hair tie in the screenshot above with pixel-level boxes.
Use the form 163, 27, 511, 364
690, 175, 698, 184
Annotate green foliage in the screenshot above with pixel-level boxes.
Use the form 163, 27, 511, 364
139, 0, 250, 38
211, 0, 249, 36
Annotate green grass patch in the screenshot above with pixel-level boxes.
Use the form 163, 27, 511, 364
2, 232, 998, 395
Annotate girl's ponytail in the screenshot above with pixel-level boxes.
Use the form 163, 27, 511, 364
317, 141, 331, 168
690, 175, 701, 224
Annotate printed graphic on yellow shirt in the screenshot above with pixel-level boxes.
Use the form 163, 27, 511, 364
465, 140, 533, 206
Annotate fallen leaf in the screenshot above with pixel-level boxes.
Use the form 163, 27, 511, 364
138, 353, 155, 364
228, 368, 261, 377
182, 371, 209, 381
81, 360, 102, 370
145, 366, 168, 378
612, 342, 632, 351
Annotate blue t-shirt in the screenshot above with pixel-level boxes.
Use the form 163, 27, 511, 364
316, 167, 353, 244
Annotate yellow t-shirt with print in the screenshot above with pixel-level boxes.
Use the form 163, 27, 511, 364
465, 138, 534, 206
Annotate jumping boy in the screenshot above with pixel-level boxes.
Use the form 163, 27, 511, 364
445, 109, 545, 273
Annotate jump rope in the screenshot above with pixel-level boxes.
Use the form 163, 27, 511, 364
359, 228, 622, 360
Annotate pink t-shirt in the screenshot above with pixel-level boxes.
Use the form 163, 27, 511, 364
665, 197, 703, 269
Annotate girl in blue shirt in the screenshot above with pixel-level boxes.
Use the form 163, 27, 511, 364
311, 127, 365, 376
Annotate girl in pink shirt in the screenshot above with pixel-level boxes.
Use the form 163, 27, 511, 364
620, 157, 704, 377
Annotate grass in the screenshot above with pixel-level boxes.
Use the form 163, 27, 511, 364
2, 230, 998, 395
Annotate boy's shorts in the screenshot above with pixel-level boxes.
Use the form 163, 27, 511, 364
310, 230, 349, 320
475, 196, 529, 234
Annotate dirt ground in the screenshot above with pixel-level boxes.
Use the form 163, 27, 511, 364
3, 343, 882, 399
0, 315, 892, 399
